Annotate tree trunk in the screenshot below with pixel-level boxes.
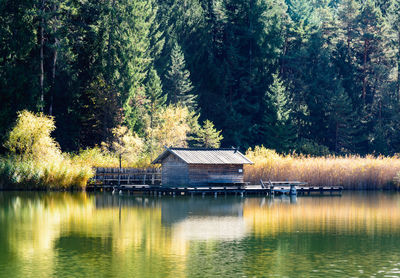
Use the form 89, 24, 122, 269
335, 121, 339, 153
347, 27, 351, 58
362, 39, 368, 102
280, 29, 288, 75
40, 0, 45, 112
50, 39, 58, 116
398, 31, 400, 102
107, 0, 115, 84
50, 2, 59, 116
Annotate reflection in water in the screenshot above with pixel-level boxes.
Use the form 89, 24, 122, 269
0, 192, 400, 277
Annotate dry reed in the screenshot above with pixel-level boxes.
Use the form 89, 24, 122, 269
244, 146, 400, 189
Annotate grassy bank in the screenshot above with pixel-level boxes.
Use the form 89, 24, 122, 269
244, 146, 400, 190
2, 112, 400, 191
0, 111, 94, 190
0, 156, 93, 190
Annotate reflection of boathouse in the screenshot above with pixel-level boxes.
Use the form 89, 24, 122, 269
161, 197, 247, 241
152, 147, 253, 187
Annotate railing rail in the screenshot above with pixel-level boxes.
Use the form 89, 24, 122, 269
91, 167, 162, 186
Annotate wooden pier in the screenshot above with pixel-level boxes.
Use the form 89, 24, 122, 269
260, 180, 343, 196
88, 168, 343, 196
87, 179, 343, 197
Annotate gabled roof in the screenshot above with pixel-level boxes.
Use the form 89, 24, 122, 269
152, 147, 253, 165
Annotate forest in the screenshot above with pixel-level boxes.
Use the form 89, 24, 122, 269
2, 0, 400, 158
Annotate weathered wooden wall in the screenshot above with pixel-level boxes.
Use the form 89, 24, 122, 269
188, 164, 243, 186
162, 154, 189, 186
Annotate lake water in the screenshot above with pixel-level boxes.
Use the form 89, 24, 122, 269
0, 192, 400, 277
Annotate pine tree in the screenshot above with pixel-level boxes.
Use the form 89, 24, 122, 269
220, 0, 285, 148
352, 108, 372, 154
387, 0, 400, 100
371, 121, 389, 155
146, 68, 166, 127
357, 0, 385, 104
260, 73, 296, 152
337, 0, 360, 58
327, 84, 355, 153
0, 0, 40, 144
165, 43, 197, 110
195, 120, 223, 148
145, 67, 166, 156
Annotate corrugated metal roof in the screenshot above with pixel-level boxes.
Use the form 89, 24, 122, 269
152, 147, 253, 165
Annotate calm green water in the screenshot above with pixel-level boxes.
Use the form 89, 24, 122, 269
1, 192, 400, 277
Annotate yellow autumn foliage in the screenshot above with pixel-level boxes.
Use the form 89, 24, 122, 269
150, 105, 192, 153
4, 110, 61, 160
0, 111, 93, 189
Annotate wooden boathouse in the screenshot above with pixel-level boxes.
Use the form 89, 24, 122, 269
88, 147, 343, 196
151, 147, 254, 187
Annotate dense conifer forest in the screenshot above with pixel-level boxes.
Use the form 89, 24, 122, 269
2, 0, 400, 156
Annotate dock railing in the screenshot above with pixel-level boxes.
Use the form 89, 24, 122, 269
91, 167, 162, 186
260, 180, 343, 195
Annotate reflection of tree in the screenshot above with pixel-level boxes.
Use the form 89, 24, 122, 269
1, 193, 400, 277
0, 192, 188, 277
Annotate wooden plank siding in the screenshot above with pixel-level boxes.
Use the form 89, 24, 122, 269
188, 164, 243, 186
162, 161, 244, 187
162, 154, 189, 186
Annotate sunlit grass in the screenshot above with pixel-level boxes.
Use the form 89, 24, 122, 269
245, 146, 400, 189
243, 194, 400, 236
0, 156, 93, 190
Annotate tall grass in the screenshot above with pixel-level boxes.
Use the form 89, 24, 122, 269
0, 111, 94, 190
245, 146, 400, 190
0, 156, 93, 190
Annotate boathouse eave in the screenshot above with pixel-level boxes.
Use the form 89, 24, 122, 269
151, 147, 254, 165
151, 147, 186, 164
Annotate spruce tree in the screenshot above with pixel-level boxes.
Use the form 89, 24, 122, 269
145, 68, 166, 132
260, 73, 296, 152
144, 68, 166, 158
327, 84, 355, 153
337, 0, 360, 58
356, 0, 385, 104
220, 0, 285, 147
387, 0, 400, 100
195, 120, 223, 148
165, 43, 197, 111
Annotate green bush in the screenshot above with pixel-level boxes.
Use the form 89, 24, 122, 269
0, 111, 93, 190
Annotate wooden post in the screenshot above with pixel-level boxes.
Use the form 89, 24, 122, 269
269, 180, 274, 196
118, 154, 122, 187
290, 184, 297, 196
